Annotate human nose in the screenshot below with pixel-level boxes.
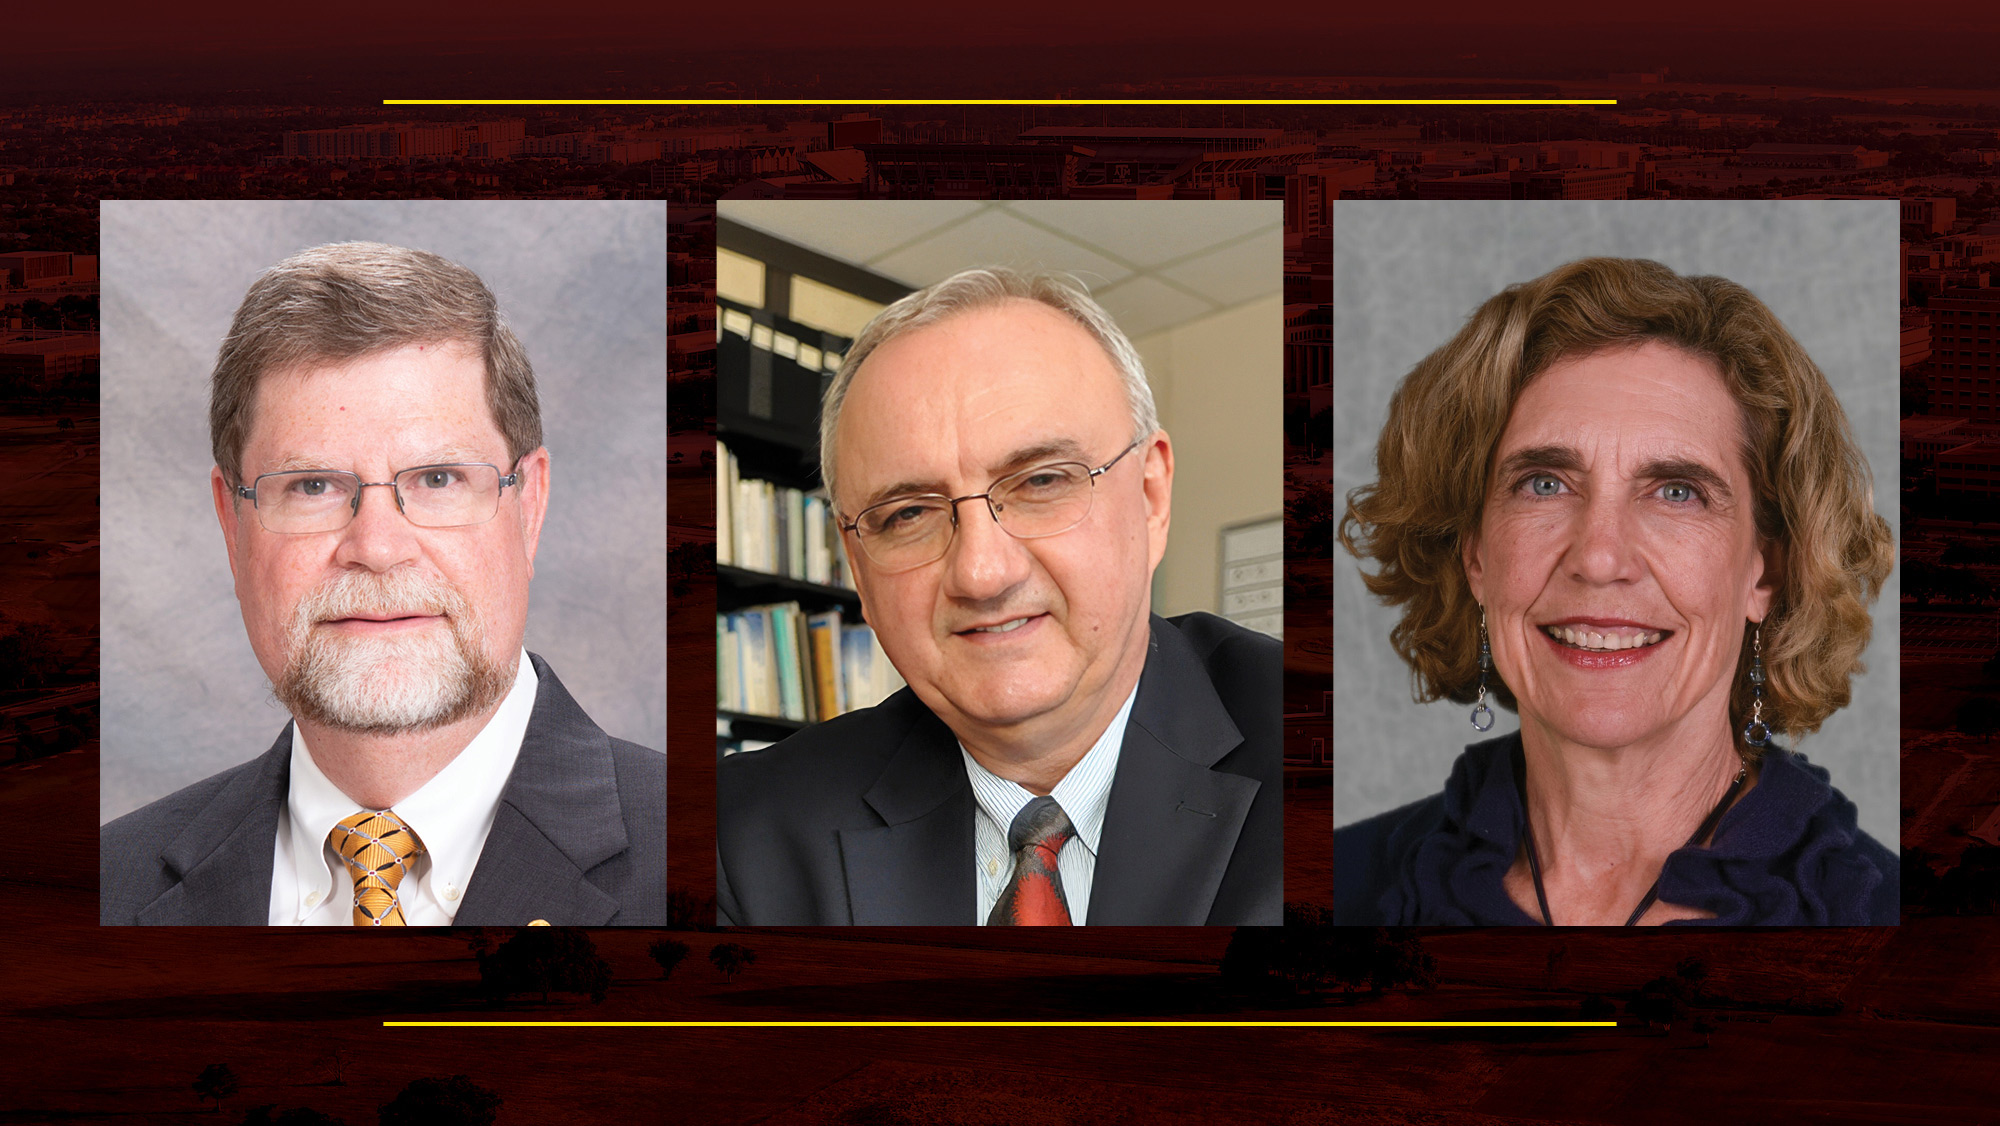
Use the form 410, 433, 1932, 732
332, 482, 422, 573
939, 494, 1032, 603
1567, 490, 1643, 585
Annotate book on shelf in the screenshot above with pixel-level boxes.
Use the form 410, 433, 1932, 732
714, 438, 851, 589
717, 602, 904, 725
806, 609, 846, 721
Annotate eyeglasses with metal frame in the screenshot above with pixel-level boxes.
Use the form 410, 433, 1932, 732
839, 437, 1146, 572
233, 461, 521, 534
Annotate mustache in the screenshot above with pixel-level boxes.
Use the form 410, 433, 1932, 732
291, 569, 468, 631
276, 568, 503, 736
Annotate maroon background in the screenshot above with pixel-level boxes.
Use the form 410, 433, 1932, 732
8, 18, 2000, 1124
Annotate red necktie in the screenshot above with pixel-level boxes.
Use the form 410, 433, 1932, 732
987, 796, 1074, 926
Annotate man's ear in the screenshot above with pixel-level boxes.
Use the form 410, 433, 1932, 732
212, 465, 244, 584
839, 514, 881, 631
514, 447, 551, 575
1142, 429, 1173, 573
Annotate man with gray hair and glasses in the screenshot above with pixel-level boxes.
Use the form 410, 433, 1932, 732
102, 242, 664, 926
717, 267, 1280, 925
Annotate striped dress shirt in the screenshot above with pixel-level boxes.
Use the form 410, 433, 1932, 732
961, 684, 1137, 925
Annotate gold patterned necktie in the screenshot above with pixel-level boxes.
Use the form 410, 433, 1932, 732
330, 810, 424, 926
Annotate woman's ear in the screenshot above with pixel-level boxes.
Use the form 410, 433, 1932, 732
1748, 536, 1784, 622
1462, 529, 1486, 607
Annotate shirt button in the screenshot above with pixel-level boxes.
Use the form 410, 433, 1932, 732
444, 885, 461, 902
985, 859, 999, 876
304, 891, 322, 907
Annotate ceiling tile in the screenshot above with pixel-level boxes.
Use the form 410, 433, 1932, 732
1156, 236, 1284, 307
1093, 274, 1216, 339
722, 201, 984, 275
1005, 200, 1282, 270
869, 208, 1134, 289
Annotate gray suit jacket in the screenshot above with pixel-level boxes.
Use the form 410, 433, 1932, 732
716, 612, 1282, 925
100, 653, 664, 926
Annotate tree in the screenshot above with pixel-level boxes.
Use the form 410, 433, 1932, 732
1543, 941, 1570, 990
1222, 903, 1329, 993
1929, 844, 2000, 915
1903, 847, 1942, 911
0, 619, 62, 691
667, 887, 716, 930
1953, 697, 2000, 744
311, 1048, 348, 1088
193, 1064, 240, 1113
1674, 955, 1711, 996
1629, 959, 1710, 1030
1692, 1015, 1718, 1048
1626, 983, 1687, 1030
1221, 907, 1436, 996
1329, 928, 1438, 994
667, 541, 709, 601
709, 942, 758, 981
378, 1075, 502, 1126
648, 938, 691, 980
1943, 541, 1982, 566
477, 927, 613, 1004
1284, 486, 1333, 560
458, 928, 501, 958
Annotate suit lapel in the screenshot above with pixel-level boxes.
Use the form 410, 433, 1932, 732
839, 713, 976, 925
456, 655, 628, 926
1088, 617, 1261, 926
136, 731, 291, 926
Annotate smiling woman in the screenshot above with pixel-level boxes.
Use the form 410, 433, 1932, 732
1335, 256, 1898, 927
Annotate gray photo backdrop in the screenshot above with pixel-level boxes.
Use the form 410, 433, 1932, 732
1333, 200, 1899, 847
101, 200, 667, 822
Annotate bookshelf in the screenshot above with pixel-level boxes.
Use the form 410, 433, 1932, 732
715, 291, 903, 755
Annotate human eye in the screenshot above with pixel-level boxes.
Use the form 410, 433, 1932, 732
1011, 464, 1081, 497
410, 466, 469, 491
283, 474, 349, 501
1655, 480, 1705, 506
866, 498, 943, 536
1516, 472, 1567, 498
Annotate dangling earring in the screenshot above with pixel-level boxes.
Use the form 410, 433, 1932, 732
1741, 622, 1771, 748
1471, 607, 1495, 732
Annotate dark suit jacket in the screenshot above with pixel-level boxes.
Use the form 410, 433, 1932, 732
717, 611, 1281, 925
100, 653, 665, 926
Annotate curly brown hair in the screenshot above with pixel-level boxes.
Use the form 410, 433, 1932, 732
1338, 257, 1893, 752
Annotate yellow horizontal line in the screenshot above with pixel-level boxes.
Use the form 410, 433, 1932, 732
384, 98, 1617, 107
387, 1020, 1617, 1028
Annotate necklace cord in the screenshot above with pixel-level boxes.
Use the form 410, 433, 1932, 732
1514, 743, 1748, 927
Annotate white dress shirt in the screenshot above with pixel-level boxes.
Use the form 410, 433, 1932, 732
269, 650, 539, 926
964, 685, 1136, 926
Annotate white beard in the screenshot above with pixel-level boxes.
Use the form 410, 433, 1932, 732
275, 569, 512, 735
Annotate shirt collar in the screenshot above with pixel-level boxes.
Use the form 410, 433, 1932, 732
959, 683, 1137, 856
286, 649, 539, 917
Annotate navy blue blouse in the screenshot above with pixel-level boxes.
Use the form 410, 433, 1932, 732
1334, 734, 1900, 926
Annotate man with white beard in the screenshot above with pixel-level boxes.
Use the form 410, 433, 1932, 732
100, 242, 664, 926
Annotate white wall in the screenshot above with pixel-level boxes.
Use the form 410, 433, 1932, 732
1136, 293, 1284, 618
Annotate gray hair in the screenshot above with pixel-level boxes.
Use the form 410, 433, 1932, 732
210, 241, 541, 488
818, 266, 1158, 509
